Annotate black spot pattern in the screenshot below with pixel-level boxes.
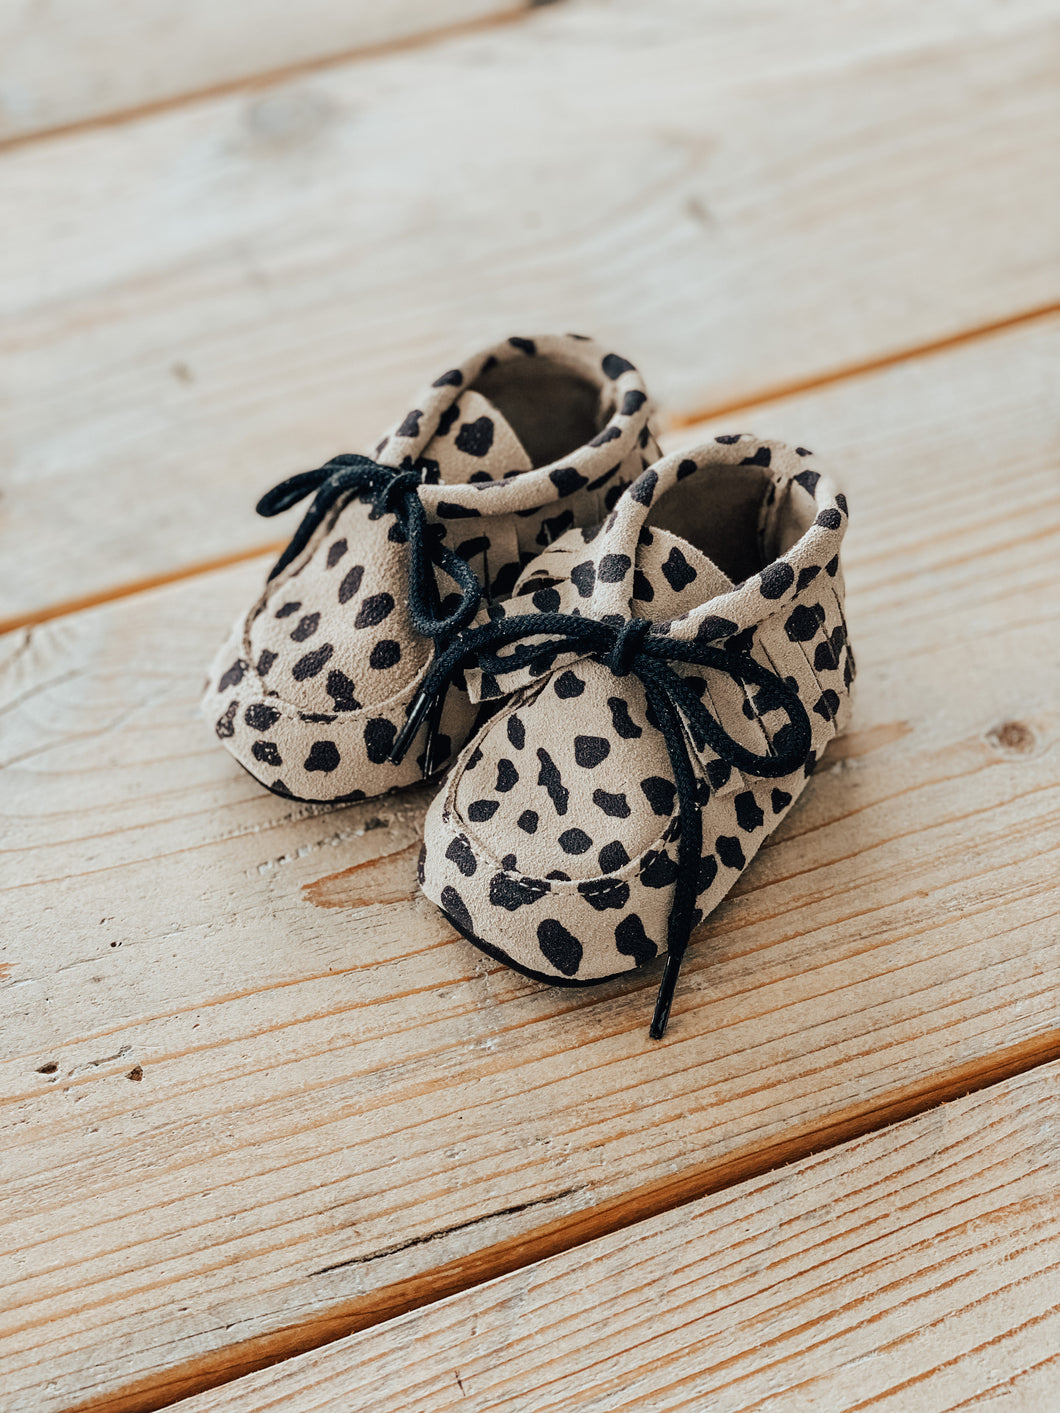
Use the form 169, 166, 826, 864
598, 840, 630, 872
814, 626, 846, 672
537, 748, 569, 815
602, 353, 635, 378
496, 758, 519, 792
555, 671, 585, 699
640, 776, 676, 816
607, 697, 642, 740
697, 854, 718, 894
292, 644, 334, 680
338, 566, 364, 604
559, 828, 592, 855
396, 409, 423, 438
633, 569, 655, 602
537, 920, 582, 976
290, 612, 320, 642
814, 689, 840, 721
370, 640, 401, 670
570, 561, 596, 598
468, 799, 499, 823
251, 740, 282, 767
364, 717, 396, 763
661, 546, 697, 592
326, 539, 348, 568
325, 668, 361, 712
507, 714, 526, 750
598, 553, 631, 583
256, 649, 277, 676
579, 878, 630, 911
517, 809, 539, 833
734, 791, 765, 832
615, 914, 656, 965
456, 417, 495, 457
436, 403, 461, 437
550, 466, 588, 496
717, 835, 746, 869
440, 885, 474, 933
437, 501, 481, 519
641, 851, 680, 888
245, 703, 280, 731
445, 837, 478, 877
490, 874, 548, 910
355, 593, 395, 629
218, 659, 246, 691
771, 788, 792, 814
275, 601, 301, 619
593, 788, 630, 818
630, 470, 657, 505
785, 603, 826, 642
759, 562, 795, 599
574, 735, 610, 768
304, 740, 340, 773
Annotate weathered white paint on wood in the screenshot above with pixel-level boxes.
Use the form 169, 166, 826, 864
167, 1061, 1060, 1413
0, 1, 523, 143
1, 0, 1058, 622
1, 320, 1057, 1412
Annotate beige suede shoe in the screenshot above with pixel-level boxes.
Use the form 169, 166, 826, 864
204, 335, 660, 802
414, 436, 852, 1036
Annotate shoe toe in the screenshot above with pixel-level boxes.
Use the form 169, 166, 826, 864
422, 666, 689, 982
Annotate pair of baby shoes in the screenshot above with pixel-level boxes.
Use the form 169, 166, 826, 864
205, 335, 853, 1037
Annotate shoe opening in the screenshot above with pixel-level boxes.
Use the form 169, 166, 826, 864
644, 460, 816, 584
473, 358, 607, 468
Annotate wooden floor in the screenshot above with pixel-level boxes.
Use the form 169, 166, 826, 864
1, 3, 1057, 1410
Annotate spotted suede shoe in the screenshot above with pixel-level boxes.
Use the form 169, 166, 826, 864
204, 335, 660, 802
415, 436, 853, 1036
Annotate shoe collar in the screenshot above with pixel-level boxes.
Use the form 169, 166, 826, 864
374, 333, 655, 517
464, 436, 848, 703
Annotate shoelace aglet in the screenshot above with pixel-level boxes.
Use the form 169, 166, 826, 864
649, 953, 684, 1040
390, 686, 433, 766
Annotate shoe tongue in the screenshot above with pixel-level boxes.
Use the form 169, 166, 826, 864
420, 389, 533, 486
635, 526, 734, 621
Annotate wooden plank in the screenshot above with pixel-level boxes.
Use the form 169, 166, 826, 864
2, 0, 1058, 623
163, 1060, 1060, 1413
0, 2, 525, 145
1, 318, 1058, 1413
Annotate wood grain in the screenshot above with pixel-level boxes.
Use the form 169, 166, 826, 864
1, 317, 1057, 1412
0, 2, 525, 145
2, 0, 1058, 622
165, 1060, 1060, 1413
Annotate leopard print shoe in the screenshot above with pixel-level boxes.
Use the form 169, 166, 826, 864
414, 436, 853, 1037
204, 335, 660, 802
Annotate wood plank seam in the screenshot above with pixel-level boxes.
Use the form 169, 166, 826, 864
2, 301, 1056, 641
119, 1059, 1060, 1412
0, 6, 538, 159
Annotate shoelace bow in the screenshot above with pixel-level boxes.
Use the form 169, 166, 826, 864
390, 611, 813, 1040
258, 449, 482, 660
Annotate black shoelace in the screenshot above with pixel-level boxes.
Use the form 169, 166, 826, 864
391, 611, 812, 1039
258, 454, 483, 766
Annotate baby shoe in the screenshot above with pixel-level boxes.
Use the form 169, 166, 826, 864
204, 335, 659, 802
413, 436, 853, 1037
